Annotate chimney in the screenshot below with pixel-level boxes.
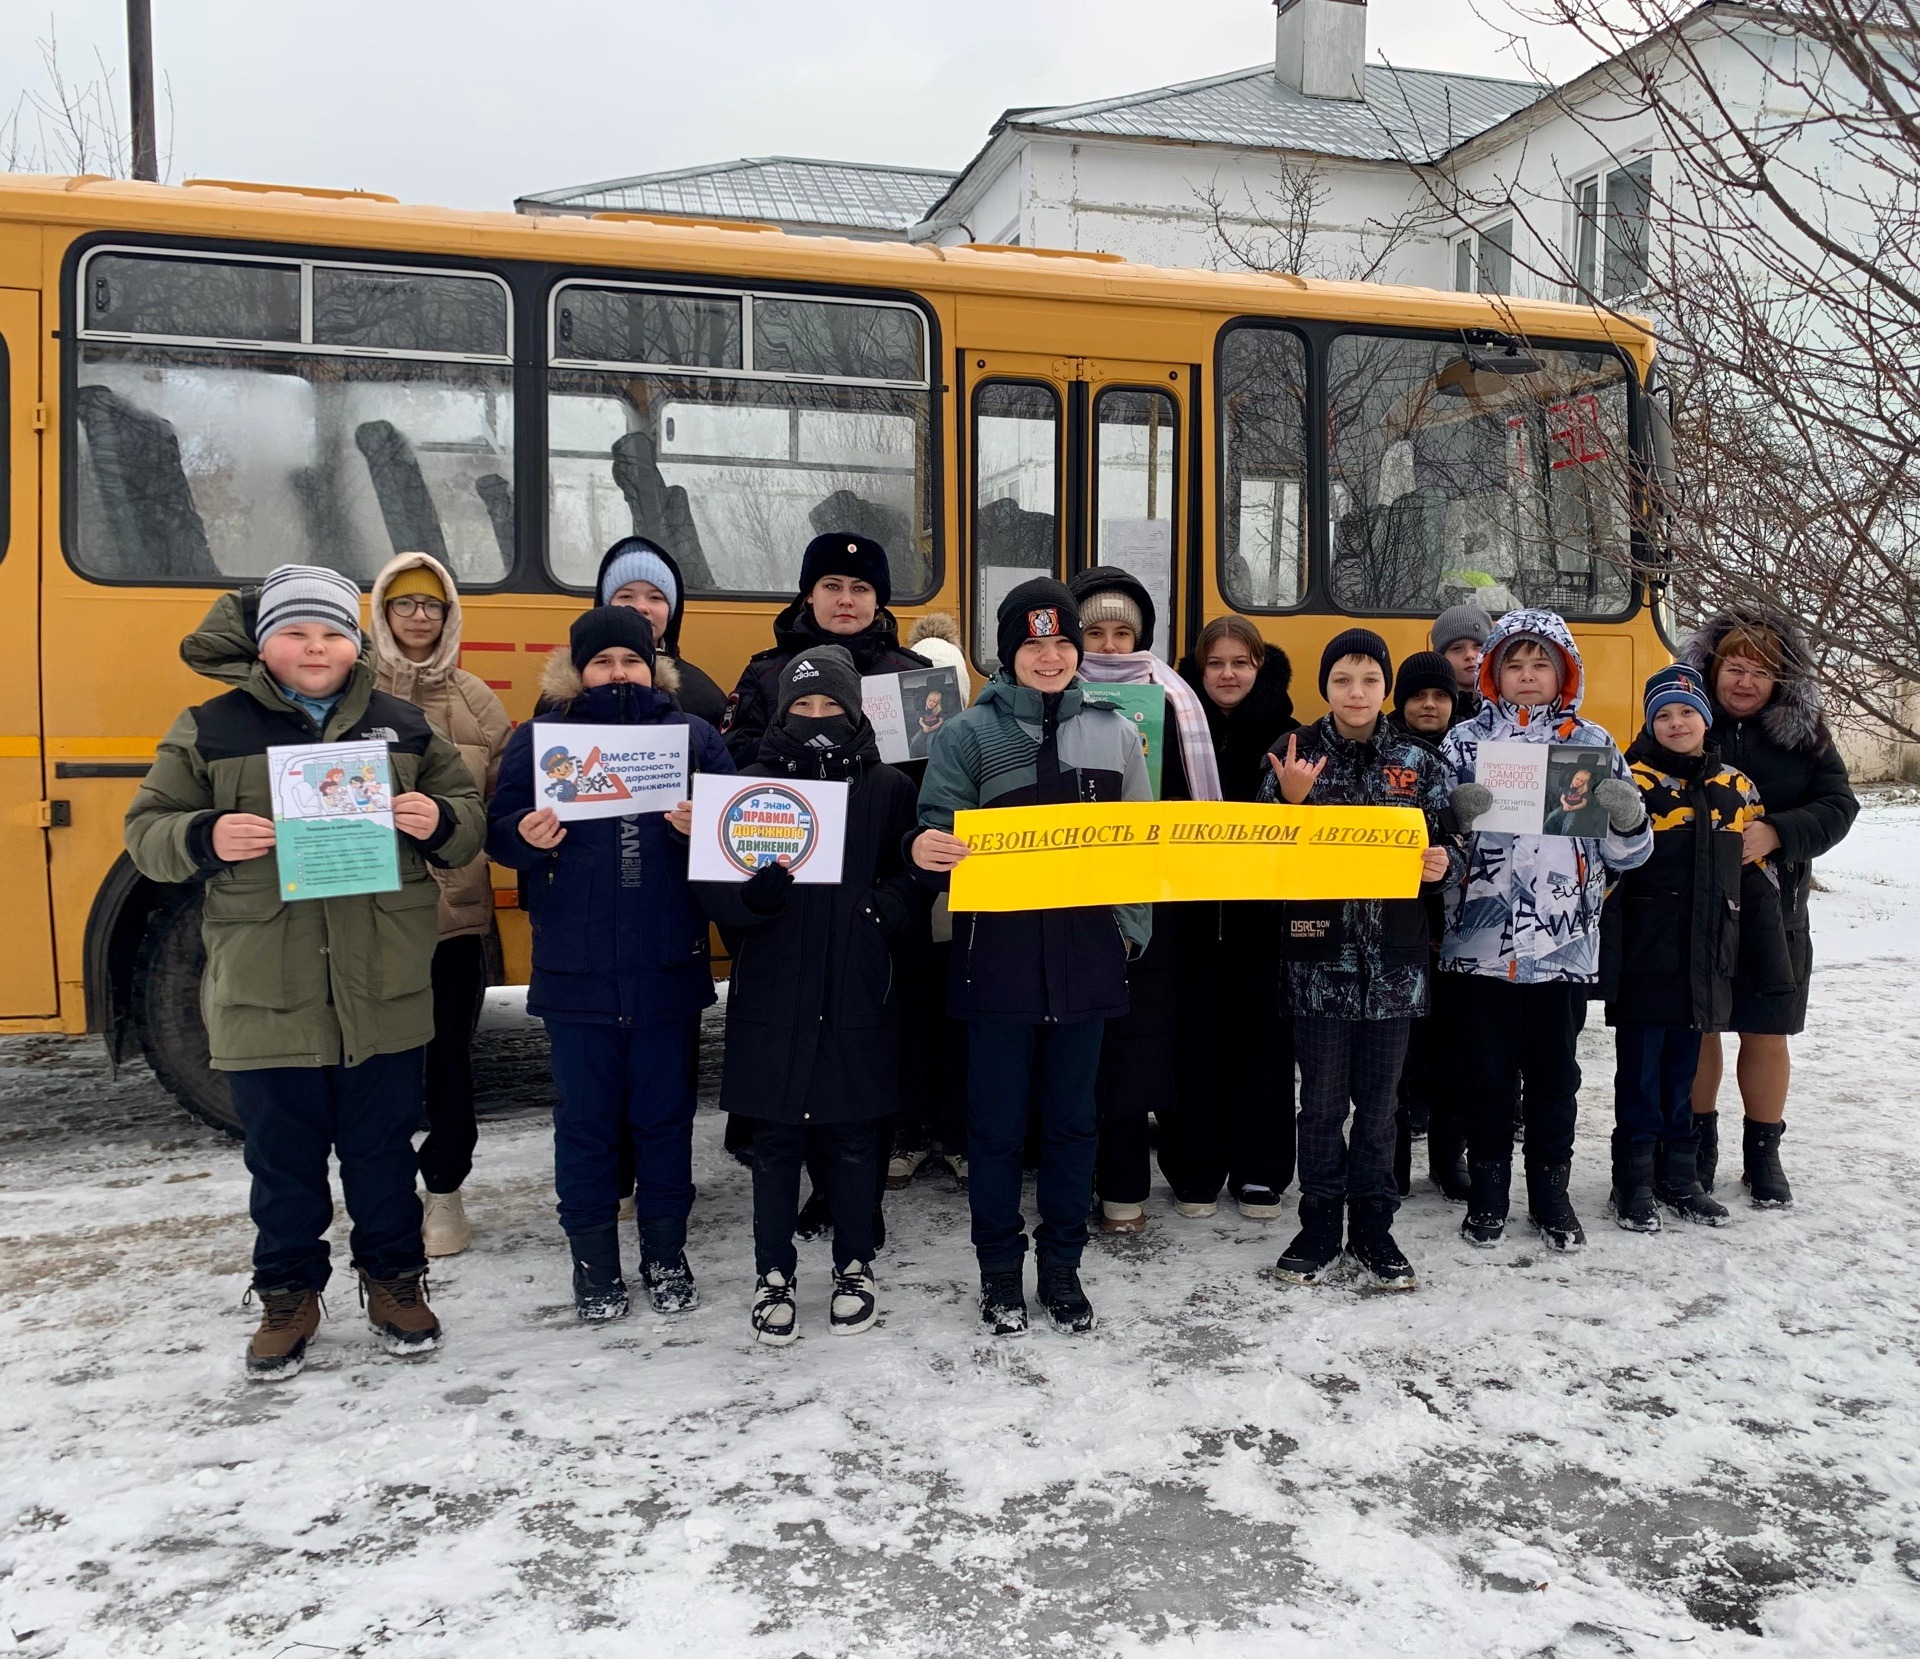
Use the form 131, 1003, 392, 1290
1274, 0, 1367, 101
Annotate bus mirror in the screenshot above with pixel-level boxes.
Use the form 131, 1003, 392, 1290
1648, 388, 1678, 496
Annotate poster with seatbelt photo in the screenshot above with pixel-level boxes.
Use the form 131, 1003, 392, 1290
1473, 742, 1614, 837
862, 665, 965, 765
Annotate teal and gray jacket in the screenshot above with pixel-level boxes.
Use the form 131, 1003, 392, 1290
913, 674, 1151, 1023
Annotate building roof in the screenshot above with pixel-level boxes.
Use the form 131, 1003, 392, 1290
515, 156, 958, 236
919, 61, 1547, 228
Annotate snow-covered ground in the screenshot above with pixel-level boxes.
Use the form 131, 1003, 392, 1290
3, 794, 1918, 1658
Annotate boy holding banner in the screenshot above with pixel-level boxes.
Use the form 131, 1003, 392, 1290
1260, 629, 1462, 1291
909, 579, 1152, 1337
487, 608, 734, 1323
124, 566, 486, 1380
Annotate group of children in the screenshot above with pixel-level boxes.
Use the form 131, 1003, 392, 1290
124, 541, 1800, 1378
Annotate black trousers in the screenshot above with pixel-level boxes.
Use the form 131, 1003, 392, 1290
753, 1119, 879, 1278
894, 941, 968, 1155
1454, 976, 1588, 1165
1394, 970, 1467, 1192
1093, 915, 1178, 1207
1160, 1014, 1296, 1203
1294, 1016, 1410, 1208
417, 934, 487, 1194
228, 1047, 427, 1292
1614, 1023, 1703, 1145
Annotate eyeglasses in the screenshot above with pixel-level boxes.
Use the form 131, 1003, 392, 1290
386, 597, 448, 620
1720, 662, 1775, 683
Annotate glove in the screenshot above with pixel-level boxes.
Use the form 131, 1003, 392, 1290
1592, 777, 1648, 833
1448, 783, 1494, 831
741, 859, 795, 916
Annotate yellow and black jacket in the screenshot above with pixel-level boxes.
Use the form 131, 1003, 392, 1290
1599, 731, 1795, 1029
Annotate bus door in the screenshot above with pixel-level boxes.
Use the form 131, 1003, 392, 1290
964, 352, 1189, 670
0, 289, 59, 1019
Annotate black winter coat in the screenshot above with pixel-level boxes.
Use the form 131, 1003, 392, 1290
698, 722, 925, 1126
487, 666, 734, 1025
1600, 733, 1796, 1030
720, 598, 928, 765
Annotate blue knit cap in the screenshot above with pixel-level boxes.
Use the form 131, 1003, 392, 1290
1645, 664, 1713, 728
599, 543, 678, 610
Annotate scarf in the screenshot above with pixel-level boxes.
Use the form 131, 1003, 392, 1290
1076, 651, 1223, 801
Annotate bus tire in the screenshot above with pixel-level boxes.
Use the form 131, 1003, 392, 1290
130, 888, 241, 1139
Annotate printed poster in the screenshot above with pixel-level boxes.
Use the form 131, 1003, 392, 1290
688, 773, 851, 886
1088, 684, 1166, 798
1473, 741, 1614, 837
532, 723, 689, 821
862, 665, 965, 764
267, 741, 399, 901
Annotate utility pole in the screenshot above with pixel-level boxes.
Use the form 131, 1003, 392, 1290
127, 0, 157, 181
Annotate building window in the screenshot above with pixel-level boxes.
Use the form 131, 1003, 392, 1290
1453, 221, 1514, 296
1572, 160, 1654, 301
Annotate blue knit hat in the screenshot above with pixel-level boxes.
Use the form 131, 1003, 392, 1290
599, 539, 678, 610
1645, 664, 1713, 728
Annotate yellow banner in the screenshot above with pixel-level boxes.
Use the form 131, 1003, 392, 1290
948, 801, 1427, 910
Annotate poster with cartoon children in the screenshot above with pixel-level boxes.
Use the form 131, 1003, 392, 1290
266, 740, 401, 899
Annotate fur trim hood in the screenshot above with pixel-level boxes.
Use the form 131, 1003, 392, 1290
539, 647, 680, 708
1677, 608, 1828, 753
370, 551, 463, 692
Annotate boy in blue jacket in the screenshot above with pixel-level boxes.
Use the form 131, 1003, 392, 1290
488, 608, 734, 1321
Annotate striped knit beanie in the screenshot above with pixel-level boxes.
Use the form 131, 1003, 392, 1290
255, 564, 363, 647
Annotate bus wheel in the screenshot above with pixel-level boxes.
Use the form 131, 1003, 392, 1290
131, 888, 240, 1139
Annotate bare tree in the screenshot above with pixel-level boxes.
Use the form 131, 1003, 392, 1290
3, 19, 173, 181
1389, 0, 1920, 744
1196, 158, 1442, 281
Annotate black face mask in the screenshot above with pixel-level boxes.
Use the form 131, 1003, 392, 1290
781, 713, 857, 752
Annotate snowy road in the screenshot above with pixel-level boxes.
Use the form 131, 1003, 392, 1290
3, 796, 1918, 1658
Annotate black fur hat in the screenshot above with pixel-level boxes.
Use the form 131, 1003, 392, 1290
799, 532, 891, 609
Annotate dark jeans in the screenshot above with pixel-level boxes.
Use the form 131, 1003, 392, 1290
228, 1047, 426, 1292
546, 1017, 698, 1247
753, 1119, 878, 1277
1453, 976, 1588, 1164
895, 941, 968, 1155
1614, 1024, 1703, 1145
966, 1018, 1105, 1272
418, 934, 487, 1194
1394, 972, 1467, 1191
1160, 1015, 1296, 1202
1294, 1016, 1410, 1208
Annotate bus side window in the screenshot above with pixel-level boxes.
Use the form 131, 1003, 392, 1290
971, 381, 1060, 670
70, 250, 515, 586
1219, 326, 1309, 612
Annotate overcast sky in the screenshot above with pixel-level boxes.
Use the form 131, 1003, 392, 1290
5, 1, 1601, 209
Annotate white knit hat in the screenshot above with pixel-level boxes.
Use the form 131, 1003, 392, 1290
255, 564, 363, 646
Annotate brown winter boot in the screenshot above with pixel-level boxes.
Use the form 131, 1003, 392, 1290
356, 1265, 442, 1357
245, 1285, 323, 1382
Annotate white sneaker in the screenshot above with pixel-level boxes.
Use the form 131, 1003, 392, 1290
751, 1271, 798, 1347
886, 1149, 928, 1190
421, 1190, 472, 1257
1099, 1200, 1146, 1235
1237, 1185, 1286, 1220
1173, 1199, 1218, 1219
943, 1152, 969, 1185
829, 1261, 877, 1335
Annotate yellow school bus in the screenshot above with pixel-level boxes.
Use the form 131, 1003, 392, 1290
0, 174, 1668, 1131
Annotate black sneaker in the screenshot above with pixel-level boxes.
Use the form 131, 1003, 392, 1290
1275, 1196, 1343, 1284
1525, 1160, 1586, 1252
751, 1271, 798, 1347
1461, 1160, 1510, 1247
1236, 1184, 1285, 1219
794, 1191, 833, 1241
569, 1225, 629, 1323
1345, 1199, 1417, 1291
980, 1270, 1028, 1336
1037, 1262, 1095, 1333
1742, 1119, 1793, 1209
640, 1252, 700, 1315
829, 1261, 878, 1335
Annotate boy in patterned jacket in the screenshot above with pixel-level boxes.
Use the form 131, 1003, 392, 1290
1441, 609, 1653, 1251
1260, 630, 1463, 1290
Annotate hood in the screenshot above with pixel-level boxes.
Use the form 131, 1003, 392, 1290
539, 647, 681, 709
1477, 606, 1585, 720
594, 536, 691, 657
370, 551, 463, 688
1068, 565, 1158, 654
1180, 644, 1294, 731
179, 587, 374, 714
1676, 607, 1828, 753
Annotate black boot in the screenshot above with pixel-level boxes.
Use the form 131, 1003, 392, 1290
1694, 1109, 1720, 1193
1461, 1159, 1510, 1246
1275, 1195, 1344, 1283
1037, 1259, 1096, 1333
979, 1268, 1028, 1336
1525, 1160, 1586, 1251
638, 1216, 698, 1314
1606, 1133, 1659, 1234
1657, 1135, 1730, 1227
1742, 1119, 1793, 1208
1427, 1116, 1471, 1202
1346, 1197, 1417, 1290
568, 1224, 628, 1322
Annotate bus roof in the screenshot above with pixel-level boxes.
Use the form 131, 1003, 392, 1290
0, 173, 1656, 360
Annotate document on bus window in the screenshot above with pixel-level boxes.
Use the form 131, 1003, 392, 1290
687, 773, 850, 885
1473, 741, 1614, 837
267, 741, 400, 901
531, 723, 689, 821
862, 665, 965, 764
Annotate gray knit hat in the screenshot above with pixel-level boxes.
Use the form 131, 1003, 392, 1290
255, 564, 363, 647
777, 645, 862, 723
1430, 603, 1493, 654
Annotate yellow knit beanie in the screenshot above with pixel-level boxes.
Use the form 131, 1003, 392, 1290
384, 565, 447, 604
